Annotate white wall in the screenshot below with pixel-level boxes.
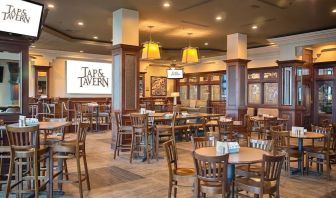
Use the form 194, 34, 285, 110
29, 49, 111, 98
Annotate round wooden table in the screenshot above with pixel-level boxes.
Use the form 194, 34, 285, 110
290, 131, 325, 175
195, 146, 271, 197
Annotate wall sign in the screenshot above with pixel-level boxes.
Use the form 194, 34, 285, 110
0, 0, 44, 38
167, 68, 183, 79
66, 60, 112, 94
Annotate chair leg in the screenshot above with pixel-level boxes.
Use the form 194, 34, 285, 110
168, 180, 172, 198
83, 151, 91, 190
76, 155, 83, 198
173, 181, 177, 198
64, 159, 69, 180
114, 132, 120, 159
5, 154, 14, 198
156, 130, 159, 161
34, 153, 39, 198
130, 134, 135, 163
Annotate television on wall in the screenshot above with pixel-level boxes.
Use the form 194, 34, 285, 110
66, 60, 112, 94
167, 68, 184, 79
0, 66, 3, 83
0, 0, 44, 38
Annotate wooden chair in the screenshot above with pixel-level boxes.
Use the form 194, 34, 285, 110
263, 117, 278, 139
53, 123, 91, 198
192, 151, 229, 198
97, 104, 112, 130
191, 136, 213, 151
304, 125, 329, 152
218, 120, 234, 141
130, 113, 152, 163
172, 113, 190, 141
189, 117, 207, 137
236, 138, 273, 178
305, 126, 333, 179
236, 154, 285, 198
113, 112, 133, 160
40, 118, 68, 145
0, 120, 11, 191
5, 124, 51, 198
271, 130, 302, 176
75, 103, 94, 132
154, 114, 175, 161
163, 139, 195, 198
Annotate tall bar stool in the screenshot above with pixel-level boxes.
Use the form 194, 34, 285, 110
0, 120, 11, 191
53, 123, 91, 198
113, 112, 133, 159
130, 113, 152, 163
5, 124, 51, 198
218, 120, 234, 141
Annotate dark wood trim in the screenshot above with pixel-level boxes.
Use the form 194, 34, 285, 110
224, 59, 251, 64
313, 61, 336, 66
276, 60, 305, 65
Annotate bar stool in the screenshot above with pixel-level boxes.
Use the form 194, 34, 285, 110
0, 120, 11, 191
113, 112, 133, 159
5, 124, 52, 198
53, 122, 90, 198
130, 113, 152, 163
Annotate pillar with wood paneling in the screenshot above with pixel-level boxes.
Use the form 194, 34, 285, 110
224, 33, 249, 121
111, 9, 141, 148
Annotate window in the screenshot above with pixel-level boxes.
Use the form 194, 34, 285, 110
282, 67, 292, 105
248, 73, 260, 80
189, 85, 198, 100
318, 68, 333, 76
179, 86, 188, 101
211, 85, 220, 101
264, 72, 277, 79
248, 83, 261, 104
318, 81, 333, 114
221, 74, 227, 100
200, 85, 209, 100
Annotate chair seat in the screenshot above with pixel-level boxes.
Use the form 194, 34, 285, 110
303, 145, 324, 152
156, 125, 172, 130
206, 120, 218, 126
236, 177, 275, 194
174, 125, 189, 130
120, 125, 132, 132
175, 167, 195, 176
200, 181, 229, 195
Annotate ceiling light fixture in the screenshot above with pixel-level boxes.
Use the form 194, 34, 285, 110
182, 33, 199, 64
93, 36, 98, 39
47, 4, 55, 8
31, 45, 36, 48
204, 42, 209, 46
332, 9, 336, 13
252, 25, 258, 30
163, 2, 170, 7
216, 16, 222, 21
80, 50, 84, 53
77, 21, 84, 26
141, 26, 161, 60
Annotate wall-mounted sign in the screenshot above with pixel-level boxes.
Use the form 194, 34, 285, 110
66, 60, 112, 94
167, 68, 183, 79
0, 0, 44, 38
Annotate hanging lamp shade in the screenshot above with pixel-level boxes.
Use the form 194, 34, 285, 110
142, 41, 161, 60
182, 46, 199, 63
141, 26, 161, 60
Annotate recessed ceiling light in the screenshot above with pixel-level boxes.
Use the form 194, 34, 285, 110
93, 36, 98, 39
332, 9, 336, 13
48, 4, 55, 8
252, 25, 258, 30
204, 42, 209, 46
77, 21, 84, 26
80, 50, 84, 53
31, 45, 36, 48
163, 2, 170, 7
216, 16, 222, 21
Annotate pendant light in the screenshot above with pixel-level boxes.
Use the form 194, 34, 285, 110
141, 26, 161, 60
182, 33, 199, 63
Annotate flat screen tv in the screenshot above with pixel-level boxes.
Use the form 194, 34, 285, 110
0, 0, 44, 38
0, 66, 3, 83
167, 68, 184, 79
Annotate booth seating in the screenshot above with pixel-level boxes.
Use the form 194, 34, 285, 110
180, 100, 209, 113
257, 108, 279, 117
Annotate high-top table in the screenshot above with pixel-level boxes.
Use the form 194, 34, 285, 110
195, 146, 271, 197
289, 131, 325, 175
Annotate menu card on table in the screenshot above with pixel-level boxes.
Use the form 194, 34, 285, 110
291, 126, 305, 137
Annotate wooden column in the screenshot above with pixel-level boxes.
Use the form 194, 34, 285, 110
224, 59, 250, 121
277, 60, 306, 128
111, 8, 140, 148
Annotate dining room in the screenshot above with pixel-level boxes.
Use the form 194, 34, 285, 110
1, 0, 336, 198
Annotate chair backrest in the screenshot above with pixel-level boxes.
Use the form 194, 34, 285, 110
6, 124, 40, 151
261, 154, 285, 189
218, 120, 233, 140
130, 113, 148, 132
173, 105, 181, 113
264, 117, 278, 129
311, 125, 331, 151
271, 131, 290, 154
248, 138, 273, 152
76, 122, 89, 145
270, 125, 283, 133
191, 136, 212, 151
193, 151, 229, 193
114, 112, 122, 130
163, 139, 178, 178
44, 118, 67, 140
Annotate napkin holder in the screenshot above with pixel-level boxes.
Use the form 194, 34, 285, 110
216, 141, 240, 154
140, 108, 146, 114
25, 118, 39, 126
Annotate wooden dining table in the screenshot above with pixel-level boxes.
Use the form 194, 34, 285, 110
195, 146, 271, 197
289, 131, 325, 175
